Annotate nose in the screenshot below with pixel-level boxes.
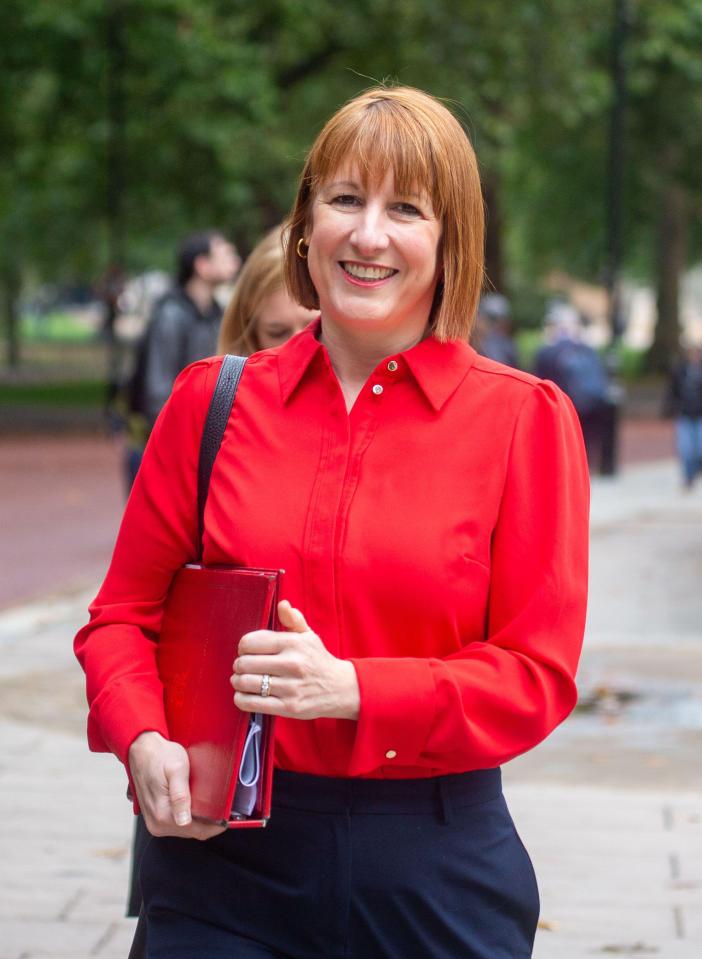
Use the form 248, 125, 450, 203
350, 202, 390, 256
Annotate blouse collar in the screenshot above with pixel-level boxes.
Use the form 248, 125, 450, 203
276, 316, 477, 412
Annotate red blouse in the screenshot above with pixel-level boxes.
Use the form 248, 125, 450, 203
75, 319, 589, 780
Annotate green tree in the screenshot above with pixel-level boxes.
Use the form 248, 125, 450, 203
627, 0, 702, 369
3, 0, 699, 372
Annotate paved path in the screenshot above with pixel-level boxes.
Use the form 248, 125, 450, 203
1, 459, 701, 957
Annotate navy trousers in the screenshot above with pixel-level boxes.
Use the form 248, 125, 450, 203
140, 768, 539, 959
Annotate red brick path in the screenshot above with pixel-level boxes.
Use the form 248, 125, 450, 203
1, 435, 124, 610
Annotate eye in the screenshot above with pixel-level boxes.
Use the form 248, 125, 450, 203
331, 194, 362, 208
261, 327, 290, 340
393, 202, 422, 217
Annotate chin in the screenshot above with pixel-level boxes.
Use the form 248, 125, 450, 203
330, 300, 394, 327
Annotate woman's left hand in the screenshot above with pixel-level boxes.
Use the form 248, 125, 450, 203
231, 600, 360, 721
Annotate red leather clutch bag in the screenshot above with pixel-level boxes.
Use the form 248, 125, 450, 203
157, 563, 283, 828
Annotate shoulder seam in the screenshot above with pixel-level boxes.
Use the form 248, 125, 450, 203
469, 362, 541, 389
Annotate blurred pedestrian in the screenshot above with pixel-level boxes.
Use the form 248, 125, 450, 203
663, 336, 702, 489
473, 292, 519, 367
534, 302, 614, 473
217, 226, 317, 355
124, 231, 240, 490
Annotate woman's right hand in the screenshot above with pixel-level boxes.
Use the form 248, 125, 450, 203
127, 731, 226, 840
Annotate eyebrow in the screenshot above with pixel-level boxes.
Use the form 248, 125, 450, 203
325, 180, 424, 199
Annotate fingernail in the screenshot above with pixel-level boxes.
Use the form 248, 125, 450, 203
175, 811, 191, 826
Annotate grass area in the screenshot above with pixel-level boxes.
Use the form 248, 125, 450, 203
0, 380, 105, 406
21, 310, 101, 344
613, 345, 647, 381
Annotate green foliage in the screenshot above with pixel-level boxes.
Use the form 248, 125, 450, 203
0, 379, 104, 405
514, 329, 543, 372
2, 0, 701, 373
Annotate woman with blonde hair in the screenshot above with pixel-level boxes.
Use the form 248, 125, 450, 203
76, 86, 588, 958
124, 223, 314, 925
218, 226, 315, 356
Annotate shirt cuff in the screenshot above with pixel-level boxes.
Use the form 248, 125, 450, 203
346, 657, 437, 776
88, 679, 170, 765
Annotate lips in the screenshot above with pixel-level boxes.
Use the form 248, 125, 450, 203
341, 261, 397, 281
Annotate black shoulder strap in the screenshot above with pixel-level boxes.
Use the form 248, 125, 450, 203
195, 354, 247, 561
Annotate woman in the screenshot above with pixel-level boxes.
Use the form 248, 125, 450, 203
217, 225, 316, 356
75, 86, 589, 958
125, 223, 315, 921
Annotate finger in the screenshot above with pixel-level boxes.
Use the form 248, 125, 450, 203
238, 630, 287, 656
146, 818, 226, 840
234, 653, 287, 676
188, 820, 228, 841
231, 673, 296, 697
165, 756, 192, 827
134, 771, 171, 825
278, 600, 310, 633
234, 690, 286, 715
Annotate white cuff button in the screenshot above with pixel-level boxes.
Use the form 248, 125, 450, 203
372, 384, 384, 395
385, 749, 397, 760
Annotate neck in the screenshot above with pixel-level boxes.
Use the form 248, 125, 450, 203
319, 316, 428, 412
183, 276, 215, 314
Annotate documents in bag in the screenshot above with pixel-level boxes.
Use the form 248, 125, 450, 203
157, 563, 283, 828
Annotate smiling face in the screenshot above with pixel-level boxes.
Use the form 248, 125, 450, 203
305, 166, 442, 341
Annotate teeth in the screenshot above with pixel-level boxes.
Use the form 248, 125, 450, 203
342, 262, 395, 280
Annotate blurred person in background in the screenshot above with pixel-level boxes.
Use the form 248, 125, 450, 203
473, 292, 519, 368
663, 336, 702, 489
123, 230, 240, 490
534, 301, 615, 474
217, 225, 317, 355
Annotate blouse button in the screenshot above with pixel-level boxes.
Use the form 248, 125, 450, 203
385, 749, 397, 760
387, 360, 398, 372
372, 384, 384, 396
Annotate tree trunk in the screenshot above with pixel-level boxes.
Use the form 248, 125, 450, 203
1, 265, 21, 369
482, 173, 504, 295
648, 178, 687, 373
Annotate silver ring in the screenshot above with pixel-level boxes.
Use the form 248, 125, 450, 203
260, 674, 271, 698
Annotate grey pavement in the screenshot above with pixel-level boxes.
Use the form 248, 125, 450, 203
1, 460, 701, 958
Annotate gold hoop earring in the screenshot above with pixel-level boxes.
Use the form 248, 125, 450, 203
296, 238, 308, 260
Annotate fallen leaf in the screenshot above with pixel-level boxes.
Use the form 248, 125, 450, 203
93, 846, 128, 860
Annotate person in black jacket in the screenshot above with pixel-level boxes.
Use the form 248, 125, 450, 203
124, 231, 240, 489
664, 339, 702, 488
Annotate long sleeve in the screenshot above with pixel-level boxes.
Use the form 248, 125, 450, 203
74, 359, 220, 763
347, 381, 589, 775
